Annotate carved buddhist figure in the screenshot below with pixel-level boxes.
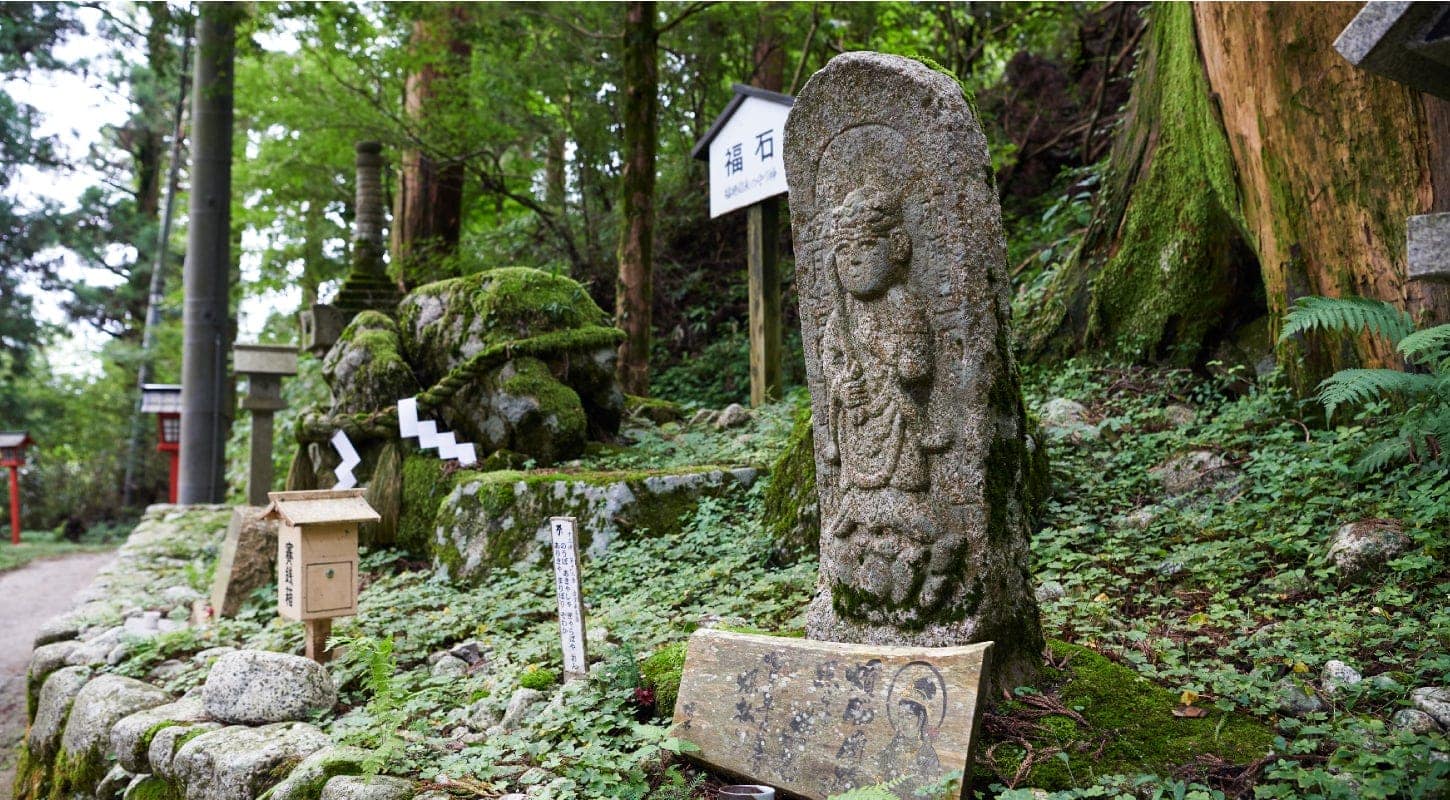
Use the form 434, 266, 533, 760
785, 51, 1043, 697
819, 185, 961, 615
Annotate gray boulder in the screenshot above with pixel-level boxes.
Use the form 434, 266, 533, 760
321, 775, 415, 800
323, 311, 420, 415
111, 695, 211, 773
714, 403, 750, 430
34, 615, 83, 647
268, 745, 370, 800
1151, 450, 1239, 497
150, 722, 223, 781
1327, 519, 1411, 579
60, 674, 171, 770
29, 665, 92, 758
1393, 708, 1441, 735
1276, 678, 1325, 716
1321, 660, 1363, 697
172, 722, 331, 800
1412, 686, 1450, 729
203, 650, 337, 724
97, 765, 134, 800
1034, 580, 1065, 603
500, 687, 544, 730
1039, 398, 1098, 443
430, 655, 468, 678
27, 640, 79, 717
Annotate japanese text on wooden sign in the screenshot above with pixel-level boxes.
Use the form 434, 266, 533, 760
550, 516, 589, 680
282, 541, 296, 611
709, 95, 792, 218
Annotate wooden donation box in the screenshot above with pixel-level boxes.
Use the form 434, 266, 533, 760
262, 489, 378, 622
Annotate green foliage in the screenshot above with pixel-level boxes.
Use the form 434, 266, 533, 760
638, 642, 686, 715
329, 633, 408, 778
1280, 296, 1450, 471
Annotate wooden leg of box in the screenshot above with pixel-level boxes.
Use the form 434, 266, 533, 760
305, 618, 333, 664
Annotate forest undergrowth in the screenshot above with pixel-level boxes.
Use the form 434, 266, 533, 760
112, 364, 1448, 800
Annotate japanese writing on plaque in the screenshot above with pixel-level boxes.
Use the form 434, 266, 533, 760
550, 516, 588, 679
282, 541, 296, 609
722, 127, 779, 201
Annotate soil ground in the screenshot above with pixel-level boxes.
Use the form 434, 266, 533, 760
0, 551, 115, 797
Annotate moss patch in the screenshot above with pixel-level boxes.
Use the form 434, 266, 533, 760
496, 356, 587, 462
761, 396, 819, 565
519, 666, 560, 690
981, 640, 1276, 790
639, 642, 687, 715
398, 453, 448, 556
125, 775, 182, 800
624, 394, 684, 424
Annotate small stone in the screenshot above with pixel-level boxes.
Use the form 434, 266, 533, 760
97, 765, 134, 800
1393, 709, 1440, 735
1327, 519, 1411, 579
203, 650, 337, 724
1119, 506, 1162, 531
715, 403, 750, 430
111, 695, 210, 773
34, 616, 83, 647
149, 659, 191, 682
688, 408, 716, 427
27, 640, 80, 710
449, 641, 487, 665
1321, 660, 1363, 697
173, 722, 332, 800
431, 655, 468, 678
194, 646, 236, 665
60, 674, 171, 769
123, 612, 163, 637
1277, 678, 1325, 716
1162, 403, 1196, 427
1150, 450, 1238, 497
1034, 580, 1065, 603
1039, 398, 1098, 443
1155, 559, 1185, 577
67, 625, 125, 666
321, 775, 415, 800
29, 666, 92, 759
498, 795, 527, 800
162, 585, 204, 605
465, 699, 499, 732
150, 722, 223, 781
268, 745, 370, 800
1412, 686, 1450, 728
500, 688, 544, 730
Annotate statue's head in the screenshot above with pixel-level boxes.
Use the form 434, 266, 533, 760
830, 184, 911, 299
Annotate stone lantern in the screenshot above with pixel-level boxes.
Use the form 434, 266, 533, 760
234, 344, 299, 506
0, 431, 34, 544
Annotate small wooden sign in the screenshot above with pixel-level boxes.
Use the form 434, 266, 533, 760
550, 516, 588, 681
672, 630, 991, 800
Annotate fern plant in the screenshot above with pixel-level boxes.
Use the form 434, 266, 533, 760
329, 633, 409, 777
1280, 295, 1450, 472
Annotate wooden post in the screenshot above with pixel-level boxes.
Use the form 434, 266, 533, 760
747, 197, 782, 406
304, 618, 332, 664
550, 516, 589, 682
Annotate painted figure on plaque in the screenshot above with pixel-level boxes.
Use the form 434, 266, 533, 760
820, 184, 960, 616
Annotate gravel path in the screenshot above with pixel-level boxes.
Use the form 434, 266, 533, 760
0, 551, 116, 795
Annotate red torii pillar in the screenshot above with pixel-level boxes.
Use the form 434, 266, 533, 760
1, 432, 35, 545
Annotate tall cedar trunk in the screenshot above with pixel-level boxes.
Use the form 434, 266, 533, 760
1023, 2, 1450, 389
616, 1, 658, 396
395, 4, 470, 289
1195, 2, 1450, 384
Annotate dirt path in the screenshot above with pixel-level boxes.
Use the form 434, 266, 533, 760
0, 551, 116, 795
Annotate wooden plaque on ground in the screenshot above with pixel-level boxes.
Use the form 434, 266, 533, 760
671, 630, 991, 799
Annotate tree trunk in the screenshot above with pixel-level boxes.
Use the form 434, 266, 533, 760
615, 1, 658, 396
395, 4, 470, 289
1194, 2, 1450, 384
178, 1, 237, 504
1023, 2, 1450, 389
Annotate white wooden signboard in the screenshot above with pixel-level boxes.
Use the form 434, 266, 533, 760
707, 93, 792, 218
550, 516, 589, 681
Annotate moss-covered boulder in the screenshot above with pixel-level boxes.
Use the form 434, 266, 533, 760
322, 311, 419, 415
395, 268, 624, 465
430, 466, 758, 582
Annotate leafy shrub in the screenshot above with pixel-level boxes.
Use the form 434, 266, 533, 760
519, 665, 559, 690
638, 642, 686, 716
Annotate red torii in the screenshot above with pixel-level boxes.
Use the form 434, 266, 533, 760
0, 431, 35, 545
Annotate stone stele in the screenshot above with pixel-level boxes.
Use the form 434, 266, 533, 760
783, 52, 1043, 694
672, 629, 990, 799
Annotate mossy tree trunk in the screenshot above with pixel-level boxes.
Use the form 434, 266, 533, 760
1023, 2, 1450, 388
615, 1, 658, 396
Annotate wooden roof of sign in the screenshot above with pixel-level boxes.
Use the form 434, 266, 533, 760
262, 489, 380, 527
0, 431, 33, 448
140, 384, 183, 413
690, 83, 794, 161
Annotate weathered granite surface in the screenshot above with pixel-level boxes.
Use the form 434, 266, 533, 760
784, 51, 1043, 692
203, 650, 337, 724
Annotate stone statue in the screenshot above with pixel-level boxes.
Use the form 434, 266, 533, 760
784, 52, 1043, 693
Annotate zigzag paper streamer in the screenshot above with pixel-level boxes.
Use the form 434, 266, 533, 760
330, 430, 361, 489
397, 397, 478, 467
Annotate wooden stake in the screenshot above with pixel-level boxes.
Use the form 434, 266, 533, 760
748, 198, 782, 407
304, 618, 333, 664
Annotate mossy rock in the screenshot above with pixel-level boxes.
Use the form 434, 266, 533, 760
430, 465, 759, 582
322, 311, 420, 415
762, 395, 819, 565
640, 642, 687, 715
396, 267, 625, 464
624, 394, 685, 425
978, 640, 1276, 790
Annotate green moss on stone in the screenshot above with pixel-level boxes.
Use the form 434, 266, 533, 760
639, 642, 687, 715
519, 666, 559, 690
398, 453, 447, 556
623, 394, 684, 424
994, 641, 1276, 790
45, 747, 110, 800
497, 356, 587, 460
126, 775, 182, 800
762, 396, 819, 565
12, 742, 45, 800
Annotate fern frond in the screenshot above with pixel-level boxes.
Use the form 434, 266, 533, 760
1280, 296, 1414, 345
1396, 323, 1450, 368
1316, 369, 1438, 421
1353, 437, 1412, 475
